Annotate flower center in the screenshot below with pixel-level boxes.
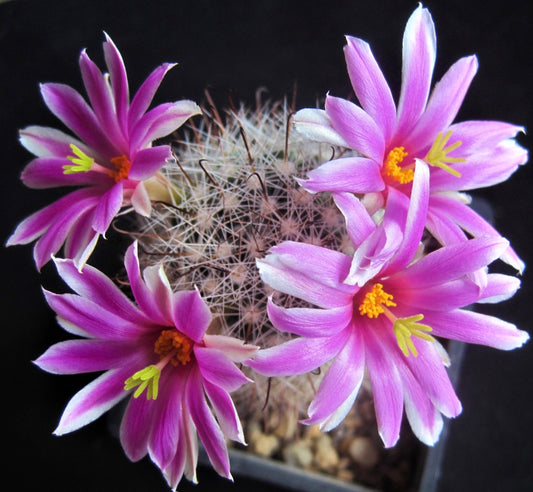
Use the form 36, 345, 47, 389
123, 329, 194, 400
154, 329, 194, 366
358, 283, 435, 357
383, 131, 465, 185
110, 154, 132, 183
63, 144, 132, 182
383, 146, 414, 184
358, 283, 397, 318
424, 130, 465, 177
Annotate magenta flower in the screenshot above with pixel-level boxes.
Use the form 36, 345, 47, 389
293, 5, 527, 272
248, 162, 528, 447
34, 241, 258, 489
7, 34, 201, 269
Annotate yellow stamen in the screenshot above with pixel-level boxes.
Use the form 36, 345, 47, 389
154, 329, 194, 367
110, 154, 132, 183
124, 365, 161, 400
123, 330, 194, 400
63, 144, 94, 174
424, 130, 465, 177
384, 146, 414, 184
392, 314, 435, 357
358, 283, 397, 318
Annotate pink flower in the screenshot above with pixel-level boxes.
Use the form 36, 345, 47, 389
7, 34, 201, 269
35, 241, 257, 489
248, 162, 528, 447
293, 5, 527, 272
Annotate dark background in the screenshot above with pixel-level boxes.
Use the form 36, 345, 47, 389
1, 0, 531, 491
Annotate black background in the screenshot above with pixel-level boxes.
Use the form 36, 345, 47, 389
1, 0, 532, 491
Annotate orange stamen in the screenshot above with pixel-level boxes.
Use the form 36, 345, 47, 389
358, 283, 397, 318
154, 329, 194, 366
110, 154, 132, 182
383, 146, 414, 184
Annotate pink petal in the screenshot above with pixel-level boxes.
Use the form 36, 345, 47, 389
180, 409, 199, 483
21, 157, 104, 188
6, 187, 100, 247
148, 371, 184, 469
387, 236, 509, 288
54, 366, 134, 435
431, 139, 528, 192
79, 49, 127, 152
292, 108, 350, 147
124, 241, 171, 325
186, 369, 232, 480
202, 335, 258, 362
304, 328, 365, 431
298, 156, 384, 194
257, 241, 355, 309
164, 408, 199, 486
385, 159, 430, 274
393, 278, 482, 312
406, 56, 478, 152
131, 100, 201, 150
429, 194, 524, 273
63, 208, 100, 269
195, 347, 250, 392
246, 329, 349, 377
120, 393, 153, 461
344, 202, 404, 286
333, 192, 376, 248
34, 339, 137, 374
325, 95, 385, 163
43, 290, 153, 339
162, 421, 187, 488
129, 62, 177, 128
426, 195, 470, 247
172, 289, 212, 343
344, 35, 396, 143
203, 380, 245, 444
19, 125, 93, 159
395, 5, 436, 139
400, 338, 462, 418
40, 82, 118, 159
103, 33, 130, 134
266, 298, 353, 338
363, 324, 404, 447
424, 309, 529, 350
92, 181, 124, 235
129, 145, 172, 180
53, 256, 149, 324
477, 274, 521, 304
130, 181, 152, 217
33, 195, 99, 269
142, 264, 175, 325
398, 361, 444, 445
447, 120, 526, 155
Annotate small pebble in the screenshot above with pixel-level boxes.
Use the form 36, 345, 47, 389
305, 424, 322, 440
349, 436, 380, 467
246, 420, 262, 444
271, 410, 297, 440
283, 441, 314, 468
314, 434, 339, 471
253, 433, 280, 458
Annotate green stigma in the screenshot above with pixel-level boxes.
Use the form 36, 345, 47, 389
63, 144, 94, 174
393, 314, 435, 357
425, 130, 465, 177
124, 365, 161, 400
